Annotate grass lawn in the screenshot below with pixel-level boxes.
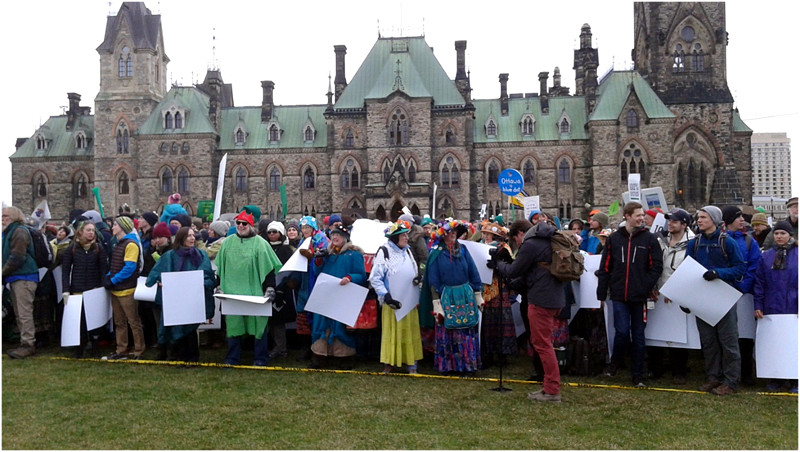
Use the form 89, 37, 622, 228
2, 338, 797, 450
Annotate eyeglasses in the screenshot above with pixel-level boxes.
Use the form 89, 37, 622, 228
236, 221, 249, 226
267, 230, 280, 234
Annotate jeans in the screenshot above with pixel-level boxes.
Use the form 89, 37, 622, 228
696, 306, 740, 389
225, 325, 269, 365
529, 304, 561, 395
611, 301, 646, 379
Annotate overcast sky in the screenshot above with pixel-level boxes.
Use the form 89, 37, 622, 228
2, 0, 797, 208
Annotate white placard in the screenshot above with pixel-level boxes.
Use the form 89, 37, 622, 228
217, 294, 273, 317
305, 272, 369, 327
350, 219, 392, 255
604, 299, 615, 360
479, 204, 487, 219
82, 287, 112, 330
649, 212, 667, 235
134, 276, 157, 302
736, 293, 757, 340
523, 196, 540, 221
60, 295, 83, 347
511, 299, 526, 337
755, 314, 798, 379
659, 256, 742, 327
628, 173, 641, 201
646, 312, 702, 350
52, 266, 63, 302
198, 296, 221, 330
213, 153, 227, 221
644, 296, 688, 343
162, 270, 207, 326
457, 239, 493, 285
387, 265, 420, 322
579, 254, 602, 309
279, 238, 312, 274
38, 267, 48, 281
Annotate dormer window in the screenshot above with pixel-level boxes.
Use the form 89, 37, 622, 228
36, 134, 47, 150
165, 112, 174, 129
486, 119, 497, 138
557, 112, 571, 135
269, 124, 281, 142
521, 115, 535, 135
235, 127, 246, 145
75, 132, 88, 149
175, 112, 183, 129
163, 106, 186, 130
304, 126, 314, 142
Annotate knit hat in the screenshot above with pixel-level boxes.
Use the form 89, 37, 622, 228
591, 212, 609, 228
141, 211, 158, 227
83, 210, 102, 225
242, 205, 262, 223
773, 220, 793, 234
568, 219, 586, 230
168, 224, 179, 236
721, 206, 743, 227
286, 219, 301, 233
700, 205, 723, 226
299, 216, 318, 231
328, 214, 342, 225
787, 197, 798, 209
750, 212, 768, 227
420, 217, 433, 227
68, 209, 86, 225
115, 216, 134, 234
645, 209, 658, 219
527, 209, 541, 222
152, 222, 172, 239
168, 193, 182, 204
209, 220, 229, 237
493, 214, 505, 227
267, 221, 286, 237
172, 213, 192, 227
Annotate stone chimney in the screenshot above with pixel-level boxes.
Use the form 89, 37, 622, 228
206, 70, 223, 131
499, 73, 509, 116
261, 80, 275, 122
66, 93, 81, 130
334, 45, 347, 102
539, 72, 549, 113
455, 40, 470, 102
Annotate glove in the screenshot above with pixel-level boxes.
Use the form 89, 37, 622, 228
103, 275, 113, 290
313, 248, 330, 259
474, 291, 485, 311
488, 247, 499, 259
412, 276, 422, 286
62, 292, 70, 305
432, 298, 444, 324
486, 258, 497, 270
264, 287, 276, 304
384, 293, 402, 310
702, 270, 719, 281
273, 289, 286, 309
679, 305, 692, 314
299, 248, 314, 259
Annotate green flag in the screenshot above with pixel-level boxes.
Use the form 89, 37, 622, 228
608, 200, 620, 216
279, 184, 288, 220
197, 200, 215, 222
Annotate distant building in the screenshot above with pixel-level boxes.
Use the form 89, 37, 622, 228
10, 2, 753, 224
751, 132, 791, 198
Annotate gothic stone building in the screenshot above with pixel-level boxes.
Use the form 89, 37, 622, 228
10, 2, 752, 224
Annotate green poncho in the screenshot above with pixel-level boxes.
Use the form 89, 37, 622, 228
216, 233, 282, 339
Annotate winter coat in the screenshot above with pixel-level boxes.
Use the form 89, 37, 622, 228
657, 229, 695, 289
727, 229, 763, 294
496, 222, 565, 310
753, 243, 798, 315
2, 221, 38, 281
597, 225, 663, 303
62, 241, 107, 294
685, 227, 746, 288
407, 224, 429, 274
579, 229, 602, 255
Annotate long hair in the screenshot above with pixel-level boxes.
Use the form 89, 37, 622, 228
173, 226, 192, 250
74, 221, 98, 250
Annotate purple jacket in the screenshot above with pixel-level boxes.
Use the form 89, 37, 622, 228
753, 244, 798, 315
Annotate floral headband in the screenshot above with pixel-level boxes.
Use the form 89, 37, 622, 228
384, 220, 411, 237
428, 219, 473, 249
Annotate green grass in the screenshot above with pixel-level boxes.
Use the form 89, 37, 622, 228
2, 344, 797, 450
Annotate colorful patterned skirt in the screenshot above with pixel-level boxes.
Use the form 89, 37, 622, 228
434, 283, 481, 373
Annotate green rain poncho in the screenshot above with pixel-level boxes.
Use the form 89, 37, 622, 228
216, 233, 282, 339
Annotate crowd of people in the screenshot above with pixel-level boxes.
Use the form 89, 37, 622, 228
2, 193, 797, 402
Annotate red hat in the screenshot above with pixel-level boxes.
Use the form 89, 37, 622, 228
645, 209, 658, 218
152, 222, 171, 239
234, 210, 254, 226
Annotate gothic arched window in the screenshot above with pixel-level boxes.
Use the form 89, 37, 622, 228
175, 112, 183, 129
487, 160, 499, 185
303, 167, 315, 190
116, 123, 129, 154
178, 168, 189, 194
523, 160, 535, 184
161, 168, 173, 194
269, 167, 281, 191
345, 130, 355, 148
165, 112, 174, 129
557, 159, 571, 184
118, 172, 130, 195
388, 109, 409, 145
235, 167, 247, 193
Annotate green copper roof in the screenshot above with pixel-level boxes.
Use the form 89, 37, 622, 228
11, 115, 94, 159
473, 96, 588, 143
335, 36, 465, 109
138, 86, 217, 135
218, 105, 328, 150
732, 109, 752, 133
590, 71, 674, 121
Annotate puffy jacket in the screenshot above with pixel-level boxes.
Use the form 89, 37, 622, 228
727, 229, 762, 294
685, 227, 746, 287
61, 242, 107, 293
496, 222, 564, 310
753, 243, 798, 315
596, 225, 663, 303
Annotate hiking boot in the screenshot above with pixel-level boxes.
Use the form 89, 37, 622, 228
527, 390, 562, 403
711, 384, 737, 396
7, 345, 36, 359
101, 353, 128, 361
699, 380, 722, 392
603, 364, 617, 377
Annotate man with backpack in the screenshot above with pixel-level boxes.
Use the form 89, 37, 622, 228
685, 206, 746, 395
596, 202, 663, 388
3, 206, 40, 358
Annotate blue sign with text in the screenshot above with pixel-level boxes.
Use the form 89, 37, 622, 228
497, 169, 524, 196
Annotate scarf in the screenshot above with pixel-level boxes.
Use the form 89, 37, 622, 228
176, 246, 202, 271
444, 240, 462, 261
772, 238, 796, 270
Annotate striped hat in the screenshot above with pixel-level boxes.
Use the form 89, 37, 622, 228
115, 216, 134, 234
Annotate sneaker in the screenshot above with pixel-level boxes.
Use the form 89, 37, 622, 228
633, 377, 647, 388
101, 353, 128, 361
711, 384, 737, 396
603, 364, 617, 377
699, 380, 722, 392
7, 345, 36, 359
527, 390, 562, 403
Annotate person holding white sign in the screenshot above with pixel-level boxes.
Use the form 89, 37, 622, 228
478, 222, 517, 368
368, 220, 423, 374
145, 227, 216, 362
753, 220, 798, 392
685, 205, 746, 396
309, 223, 367, 369
295, 216, 329, 359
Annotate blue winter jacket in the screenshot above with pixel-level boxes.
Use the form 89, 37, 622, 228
727, 229, 762, 294
753, 244, 798, 315
685, 227, 746, 287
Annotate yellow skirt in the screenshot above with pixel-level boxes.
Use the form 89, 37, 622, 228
380, 304, 424, 367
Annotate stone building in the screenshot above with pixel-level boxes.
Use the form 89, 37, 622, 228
10, 1, 752, 224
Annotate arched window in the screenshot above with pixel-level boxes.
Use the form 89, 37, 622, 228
341, 158, 359, 190
160, 142, 168, 153
559, 201, 573, 220
118, 172, 130, 195
522, 116, 534, 135
36, 135, 46, 150
175, 112, 183, 129
304, 126, 314, 142
620, 144, 647, 183
35, 174, 47, 197
116, 123, 129, 154
486, 120, 497, 137
341, 169, 350, 189
75, 174, 88, 198
119, 46, 132, 77
557, 159, 571, 184
345, 131, 355, 148
235, 128, 245, 145
269, 124, 280, 142
441, 155, 460, 187
160, 168, 172, 194
75, 133, 87, 149
445, 128, 455, 144
523, 160, 535, 183
487, 160, 499, 185
393, 159, 405, 178
269, 167, 281, 191
182, 142, 190, 153
408, 162, 416, 183
126, 54, 133, 77
691, 43, 704, 72
303, 167, 315, 189
171, 142, 179, 152
626, 110, 639, 130
165, 112, 174, 129
672, 44, 685, 73
388, 108, 409, 145
178, 168, 189, 194
559, 118, 570, 134
235, 167, 247, 193
383, 163, 391, 182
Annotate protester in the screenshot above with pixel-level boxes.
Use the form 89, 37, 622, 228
762, 197, 798, 248
286, 219, 301, 248
596, 201, 663, 387
159, 193, 187, 225
490, 217, 565, 402
685, 205, 746, 395
264, 221, 297, 361
145, 227, 215, 362
369, 220, 424, 374
580, 211, 608, 254
310, 223, 366, 369
478, 222, 517, 368
753, 220, 798, 392
50, 225, 73, 267
295, 216, 329, 360
140, 221, 173, 358
204, 220, 229, 261
750, 212, 771, 249
216, 209, 282, 366
398, 213, 429, 275
103, 215, 146, 360
3, 206, 40, 359
420, 220, 483, 376
139, 211, 159, 251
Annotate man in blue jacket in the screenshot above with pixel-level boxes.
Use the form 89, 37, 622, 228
685, 205, 746, 395
596, 202, 663, 388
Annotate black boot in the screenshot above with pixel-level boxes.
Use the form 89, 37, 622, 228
156, 344, 168, 361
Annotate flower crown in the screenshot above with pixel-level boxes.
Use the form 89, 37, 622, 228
384, 220, 411, 237
428, 219, 473, 249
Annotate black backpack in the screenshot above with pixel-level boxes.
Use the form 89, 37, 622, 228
26, 225, 53, 268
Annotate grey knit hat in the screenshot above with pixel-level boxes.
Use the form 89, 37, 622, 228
700, 205, 723, 226
209, 220, 229, 237
591, 212, 609, 228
